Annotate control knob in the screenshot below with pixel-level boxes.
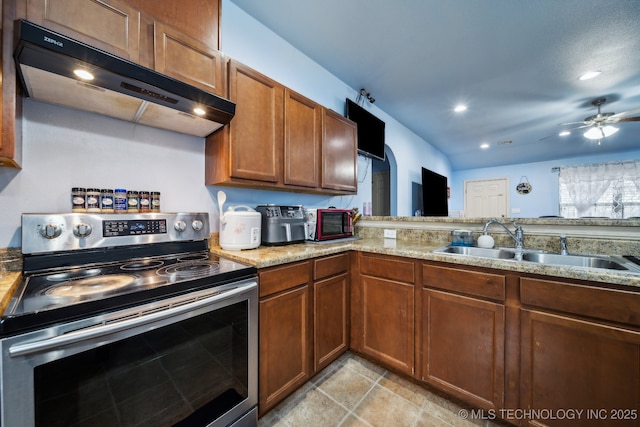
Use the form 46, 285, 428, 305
174, 220, 187, 232
192, 220, 204, 231
39, 223, 62, 239
73, 223, 93, 238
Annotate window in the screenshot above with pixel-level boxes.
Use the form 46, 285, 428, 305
558, 160, 640, 218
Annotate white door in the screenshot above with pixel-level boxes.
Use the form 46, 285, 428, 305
464, 178, 508, 217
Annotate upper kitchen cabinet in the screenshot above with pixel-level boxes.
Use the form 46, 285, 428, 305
23, 0, 225, 96
205, 60, 357, 194
283, 88, 321, 189
322, 109, 357, 193
25, 0, 142, 63
0, 0, 22, 168
206, 60, 284, 186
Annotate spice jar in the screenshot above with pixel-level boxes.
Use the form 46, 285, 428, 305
86, 188, 101, 212
71, 188, 87, 212
114, 189, 127, 213
100, 189, 115, 213
139, 191, 151, 213
151, 192, 161, 212
126, 191, 139, 213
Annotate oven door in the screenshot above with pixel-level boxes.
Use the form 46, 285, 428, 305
318, 210, 352, 240
0, 279, 258, 427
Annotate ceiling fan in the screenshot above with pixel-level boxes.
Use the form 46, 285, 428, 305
541, 98, 640, 144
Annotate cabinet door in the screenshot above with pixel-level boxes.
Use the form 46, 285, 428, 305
422, 289, 505, 410
321, 109, 357, 193
314, 273, 349, 372
283, 88, 321, 188
127, 0, 220, 50
361, 275, 414, 375
153, 21, 226, 96
228, 61, 283, 183
521, 309, 640, 427
259, 285, 311, 416
0, 0, 21, 168
27, 0, 141, 62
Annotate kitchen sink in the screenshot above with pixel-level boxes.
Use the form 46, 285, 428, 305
433, 246, 517, 259
521, 252, 639, 271
433, 245, 640, 273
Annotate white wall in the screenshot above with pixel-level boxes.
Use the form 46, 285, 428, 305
0, 2, 451, 247
450, 148, 640, 218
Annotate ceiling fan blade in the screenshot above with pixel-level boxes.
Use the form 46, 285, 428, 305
616, 116, 640, 123
609, 107, 640, 120
560, 121, 587, 126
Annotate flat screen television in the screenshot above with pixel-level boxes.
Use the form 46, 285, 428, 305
345, 98, 385, 161
421, 167, 448, 216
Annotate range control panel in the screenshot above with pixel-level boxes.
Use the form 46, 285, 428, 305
21, 213, 209, 254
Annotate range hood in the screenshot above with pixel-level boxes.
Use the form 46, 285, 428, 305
14, 20, 235, 137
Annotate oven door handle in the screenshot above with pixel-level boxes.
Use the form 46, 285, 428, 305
9, 281, 257, 358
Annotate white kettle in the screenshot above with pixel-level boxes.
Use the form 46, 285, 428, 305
219, 205, 262, 250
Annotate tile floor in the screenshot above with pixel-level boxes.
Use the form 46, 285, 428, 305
258, 352, 505, 427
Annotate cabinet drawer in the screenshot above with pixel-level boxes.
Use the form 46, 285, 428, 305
360, 253, 415, 284
521, 277, 640, 327
422, 264, 505, 301
314, 253, 349, 281
259, 261, 311, 298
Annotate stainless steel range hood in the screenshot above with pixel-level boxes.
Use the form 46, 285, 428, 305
14, 20, 235, 137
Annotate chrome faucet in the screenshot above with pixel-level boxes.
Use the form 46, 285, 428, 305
559, 234, 569, 255
482, 219, 525, 260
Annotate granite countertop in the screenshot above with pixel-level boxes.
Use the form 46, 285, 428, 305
210, 238, 640, 288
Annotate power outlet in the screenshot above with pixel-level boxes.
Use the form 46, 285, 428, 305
383, 229, 397, 239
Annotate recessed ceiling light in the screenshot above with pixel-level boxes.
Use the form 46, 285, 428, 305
559, 131, 571, 137
73, 69, 94, 80
480, 143, 490, 149
193, 107, 206, 116
578, 71, 602, 81
454, 104, 467, 113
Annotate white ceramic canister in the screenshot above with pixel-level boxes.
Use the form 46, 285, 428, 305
219, 205, 262, 250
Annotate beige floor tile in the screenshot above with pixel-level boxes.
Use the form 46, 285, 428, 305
338, 414, 373, 427
316, 364, 375, 410
379, 371, 431, 408
353, 384, 421, 427
340, 355, 386, 382
277, 388, 348, 427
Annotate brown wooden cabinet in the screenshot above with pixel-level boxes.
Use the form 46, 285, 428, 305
26, 0, 143, 63
313, 253, 350, 372
206, 60, 284, 186
321, 108, 357, 193
0, 0, 21, 168
353, 252, 415, 375
283, 88, 321, 188
205, 59, 357, 194
420, 263, 506, 411
520, 277, 640, 427
258, 261, 312, 416
258, 253, 350, 415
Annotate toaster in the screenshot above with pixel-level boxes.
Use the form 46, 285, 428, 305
255, 205, 307, 245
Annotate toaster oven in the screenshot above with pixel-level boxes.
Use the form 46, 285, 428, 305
305, 208, 353, 241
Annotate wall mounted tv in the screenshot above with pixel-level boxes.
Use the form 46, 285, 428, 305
421, 167, 448, 216
345, 98, 386, 161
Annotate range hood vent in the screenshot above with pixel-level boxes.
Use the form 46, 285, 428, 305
14, 20, 235, 137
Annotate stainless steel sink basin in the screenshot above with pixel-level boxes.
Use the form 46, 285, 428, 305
521, 252, 638, 271
433, 245, 640, 273
433, 246, 517, 259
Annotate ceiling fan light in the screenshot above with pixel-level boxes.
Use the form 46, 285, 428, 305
583, 125, 619, 140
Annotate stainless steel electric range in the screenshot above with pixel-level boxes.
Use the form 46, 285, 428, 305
0, 213, 258, 427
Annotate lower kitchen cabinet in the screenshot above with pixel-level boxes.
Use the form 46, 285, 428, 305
354, 253, 415, 375
421, 263, 507, 411
258, 261, 312, 416
258, 254, 350, 415
313, 253, 350, 372
520, 277, 640, 427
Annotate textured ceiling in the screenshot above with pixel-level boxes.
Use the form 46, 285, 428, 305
230, 0, 640, 170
